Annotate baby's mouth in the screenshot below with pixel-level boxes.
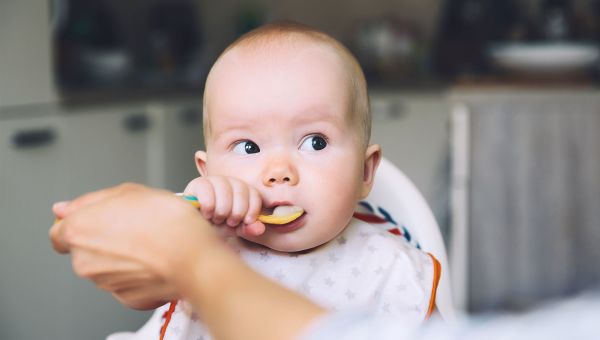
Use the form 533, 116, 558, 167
259, 205, 304, 225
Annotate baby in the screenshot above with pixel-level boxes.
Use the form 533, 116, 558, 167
112, 22, 440, 340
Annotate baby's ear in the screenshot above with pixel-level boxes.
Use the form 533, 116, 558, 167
195, 150, 208, 177
360, 144, 382, 199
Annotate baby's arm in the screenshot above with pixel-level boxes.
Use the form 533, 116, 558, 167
184, 176, 266, 236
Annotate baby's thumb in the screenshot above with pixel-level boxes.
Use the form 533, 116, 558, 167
238, 221, 266, 237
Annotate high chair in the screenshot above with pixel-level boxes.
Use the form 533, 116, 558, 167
355, 157, 457, 322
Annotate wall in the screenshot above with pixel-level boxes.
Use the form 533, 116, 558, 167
195, 0, 443, 61
0, 1, 57, 108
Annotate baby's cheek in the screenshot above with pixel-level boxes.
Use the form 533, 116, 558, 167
318, 198, 355, 236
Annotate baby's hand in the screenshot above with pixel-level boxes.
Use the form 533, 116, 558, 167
183, 176, 265, 237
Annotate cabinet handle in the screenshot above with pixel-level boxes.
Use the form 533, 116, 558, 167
123, 114, 150, 133
12, 128, 56, 149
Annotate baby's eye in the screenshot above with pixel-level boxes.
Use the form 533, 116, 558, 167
233, 140, 260, 154
299, 135, 327, 151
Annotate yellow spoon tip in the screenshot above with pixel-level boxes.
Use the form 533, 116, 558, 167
258, 210, 303, 225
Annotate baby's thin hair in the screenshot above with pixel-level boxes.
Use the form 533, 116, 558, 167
203, 22, 371, 146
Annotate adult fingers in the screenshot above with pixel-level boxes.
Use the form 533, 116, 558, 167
51, 201, 70, 219
112, 286, 175, 311
49, 220, 70, 254
49, 183, 145, 253
112, 290, 172, 311
59, 183, 142, 218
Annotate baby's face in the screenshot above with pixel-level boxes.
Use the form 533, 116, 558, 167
201, 43, 369, 252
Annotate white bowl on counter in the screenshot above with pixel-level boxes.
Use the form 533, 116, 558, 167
488, 42, 600, 74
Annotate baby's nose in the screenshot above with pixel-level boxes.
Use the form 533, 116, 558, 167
263, 158, 299, 186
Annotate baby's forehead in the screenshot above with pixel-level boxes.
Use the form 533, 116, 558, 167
203, 33, 364, 139
214, 41, 351, 99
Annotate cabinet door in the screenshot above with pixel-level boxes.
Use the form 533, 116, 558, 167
0, 116, 71, 340
61, 106, 151, 192
0, 111, 151, 340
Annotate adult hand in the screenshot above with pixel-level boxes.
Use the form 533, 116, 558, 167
49, 183, 222, 310
51, 183, 325, 340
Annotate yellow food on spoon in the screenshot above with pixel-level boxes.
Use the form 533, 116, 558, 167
258, 205, 304, 224
178, 194, 304, 225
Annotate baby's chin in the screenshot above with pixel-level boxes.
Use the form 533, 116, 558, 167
242, 233, 331, 253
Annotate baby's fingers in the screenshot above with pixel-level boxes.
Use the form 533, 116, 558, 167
183, 177, 216, 220
226, 179, 249, 227
206, 177, 233, 225
236, 188, 264, 237
244, 187, 262, 225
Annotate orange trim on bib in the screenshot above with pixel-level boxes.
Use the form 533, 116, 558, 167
159, 300, 178, 340
425, 253, 441, 319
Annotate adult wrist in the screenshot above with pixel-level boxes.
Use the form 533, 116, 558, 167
175, 233, 240, 305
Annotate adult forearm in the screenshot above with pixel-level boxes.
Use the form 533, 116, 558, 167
183, 244, 326, 340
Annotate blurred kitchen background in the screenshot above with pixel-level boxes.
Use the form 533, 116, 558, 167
1, 0, 600, 338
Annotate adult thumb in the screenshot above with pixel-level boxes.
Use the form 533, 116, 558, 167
52, 201, 70, 219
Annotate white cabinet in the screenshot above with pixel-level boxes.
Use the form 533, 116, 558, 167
0, 100, 203, 339
0, 106, 155, 339
61, 105, 152, 190
151, 100, 204, 192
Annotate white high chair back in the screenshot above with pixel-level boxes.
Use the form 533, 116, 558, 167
357, 157, 456, 322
